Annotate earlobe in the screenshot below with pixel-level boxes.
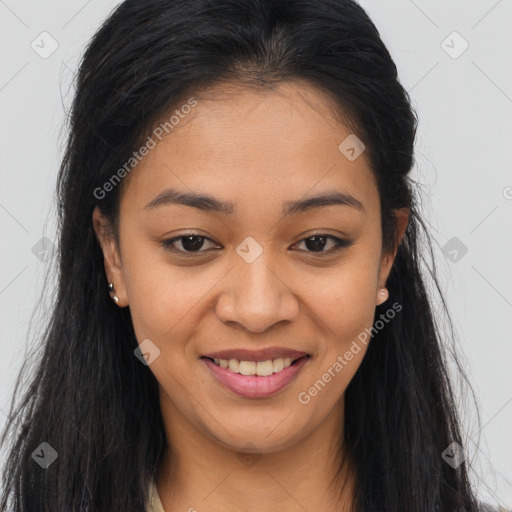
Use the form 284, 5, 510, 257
92, 206, 128, 307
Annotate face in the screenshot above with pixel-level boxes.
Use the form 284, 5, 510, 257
94, 80, 407, 455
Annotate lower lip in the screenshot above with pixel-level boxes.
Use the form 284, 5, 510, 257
202, 356, 310, 399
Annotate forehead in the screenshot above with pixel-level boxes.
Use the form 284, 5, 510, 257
120, 80, 378, 215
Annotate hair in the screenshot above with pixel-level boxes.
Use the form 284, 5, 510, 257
0, 0, 480, 510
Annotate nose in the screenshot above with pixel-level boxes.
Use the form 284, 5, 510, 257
214, 256, 300, 334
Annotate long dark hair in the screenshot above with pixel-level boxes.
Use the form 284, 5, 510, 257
1, 0, 480, 510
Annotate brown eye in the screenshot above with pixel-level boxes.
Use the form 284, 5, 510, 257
161, 234, 219, 254
294, 234, 350, 255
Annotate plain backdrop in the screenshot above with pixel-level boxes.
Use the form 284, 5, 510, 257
1, 0, 511, 507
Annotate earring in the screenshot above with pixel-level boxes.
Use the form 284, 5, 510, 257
108, 282, 119, 304
377, 287, 389, 305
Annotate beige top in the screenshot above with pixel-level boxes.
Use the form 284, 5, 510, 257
147, 479, 165, 512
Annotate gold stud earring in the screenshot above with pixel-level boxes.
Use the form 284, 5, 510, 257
108, 282, 119, 304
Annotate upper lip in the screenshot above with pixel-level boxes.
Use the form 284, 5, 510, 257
201, 347, 309, 363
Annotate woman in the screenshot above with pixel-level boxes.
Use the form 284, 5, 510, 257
0, 0, 494, 510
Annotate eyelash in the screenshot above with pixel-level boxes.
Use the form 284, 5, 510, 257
160, 233, 351, 257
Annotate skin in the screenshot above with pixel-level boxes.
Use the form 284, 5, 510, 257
93, 80, 408, 512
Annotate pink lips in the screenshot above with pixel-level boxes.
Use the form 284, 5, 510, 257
201, 353, 310, 399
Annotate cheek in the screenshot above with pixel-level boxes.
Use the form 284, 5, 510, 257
121, 242, 221, 345
306, 255, 380, 339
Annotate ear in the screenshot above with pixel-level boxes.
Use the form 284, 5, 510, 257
377, 207, 409, 299
92, 206, 128, 307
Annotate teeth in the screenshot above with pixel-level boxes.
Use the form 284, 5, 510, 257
211, 357, 300, 375
272, 358, 284, 372
256, 360, 274, 376
239, 361, 256, 375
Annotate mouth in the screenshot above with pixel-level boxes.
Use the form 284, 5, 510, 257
200, 349, 311, 398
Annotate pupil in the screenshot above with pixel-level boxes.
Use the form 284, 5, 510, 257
182, 236, 204, 251
305, 236, 327, 252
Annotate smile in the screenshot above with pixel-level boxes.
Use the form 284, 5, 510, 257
201, 354, 310, 398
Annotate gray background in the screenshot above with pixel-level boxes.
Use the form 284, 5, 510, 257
0, 0, 511, 507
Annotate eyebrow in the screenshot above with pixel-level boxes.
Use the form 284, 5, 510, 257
143, 188, 364, 215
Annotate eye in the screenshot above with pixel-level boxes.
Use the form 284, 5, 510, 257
161, 234, 220, 254
161, 232, 351, 257
292, 234, 351, 255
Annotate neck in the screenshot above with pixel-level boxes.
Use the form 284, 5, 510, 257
156, 398, 356, 512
